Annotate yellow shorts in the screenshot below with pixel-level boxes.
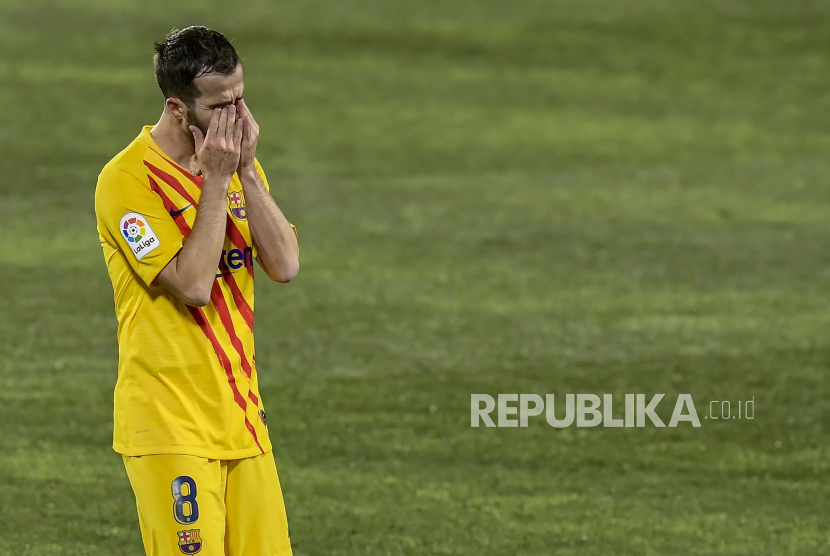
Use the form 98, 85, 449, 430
122, 450, 292, 556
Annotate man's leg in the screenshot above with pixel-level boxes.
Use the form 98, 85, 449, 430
123, 454, 228, 556
224, 450, 292, 556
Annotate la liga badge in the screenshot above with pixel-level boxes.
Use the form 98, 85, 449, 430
119, 212, 160, 261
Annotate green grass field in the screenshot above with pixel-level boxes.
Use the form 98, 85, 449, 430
3, 0, 830, 554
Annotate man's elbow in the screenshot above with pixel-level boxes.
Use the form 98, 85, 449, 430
187, 293, 212, 307
157, 271, 212, 307
179, 284, 212, 307
267, 259, 299, 283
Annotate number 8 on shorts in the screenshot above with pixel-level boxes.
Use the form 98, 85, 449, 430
171, 476, 200, 524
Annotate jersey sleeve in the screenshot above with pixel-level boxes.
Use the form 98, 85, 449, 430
253, 158, 297, 239
95, 168, 184, 287
254, 158, 271, 192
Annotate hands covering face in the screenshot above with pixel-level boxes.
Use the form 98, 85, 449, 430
187, 98, 259, 184
189, 105, 243, 184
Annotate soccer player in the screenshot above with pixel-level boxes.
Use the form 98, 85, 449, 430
94, 26, 298, 556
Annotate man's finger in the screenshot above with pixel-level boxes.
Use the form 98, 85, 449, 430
242, 116, 251, 143
206, 108, 220, 141
217, 107, 229, 147
189, 125, 204, 153
243, 98, 258, 124
226, 105, 236, 146
234, 117, 244, 152
238, 98, 249, 118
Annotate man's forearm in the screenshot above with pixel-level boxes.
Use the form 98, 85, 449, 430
158, 178, 229, 305
176, 179, 229, 285
239, 169, 299, 282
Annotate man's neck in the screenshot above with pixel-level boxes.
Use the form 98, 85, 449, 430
149, 112, 201, 176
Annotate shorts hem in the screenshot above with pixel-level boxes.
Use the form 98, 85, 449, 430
113, 442, 271, 460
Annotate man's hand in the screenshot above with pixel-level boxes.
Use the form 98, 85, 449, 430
235, 98, 259, 175
156, 106, 244, 306
190, 105, 243, 184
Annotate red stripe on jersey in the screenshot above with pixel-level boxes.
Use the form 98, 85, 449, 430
148, 147, 203, 188
226, 215, 254, 279
248, 390, 259, 406
223, 272, 254, 331
244, 417, 264, 452
210, 281, 253, 380
144, 161, 199, 208
187, 306, 264, 453
149, 176, 192, 237
225, 215, 249, 251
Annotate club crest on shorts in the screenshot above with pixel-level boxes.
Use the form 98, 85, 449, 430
176, 529, 202, 554
228, 190, 247, 220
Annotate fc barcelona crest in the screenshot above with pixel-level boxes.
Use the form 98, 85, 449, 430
177, 529, 202, 554
228, 190, 247, 220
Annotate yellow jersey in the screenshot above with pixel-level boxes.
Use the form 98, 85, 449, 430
95, 125, 281, 460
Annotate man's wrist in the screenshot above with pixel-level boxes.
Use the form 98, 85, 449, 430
201, 174, 232, 191
238, 165, 260, 185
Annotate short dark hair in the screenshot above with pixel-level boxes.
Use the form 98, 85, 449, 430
153, 26, 240, 107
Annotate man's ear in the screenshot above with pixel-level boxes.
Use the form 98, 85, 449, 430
165, 98, 187, 121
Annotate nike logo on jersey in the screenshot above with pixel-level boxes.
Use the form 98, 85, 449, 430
169, 204, 192, 217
